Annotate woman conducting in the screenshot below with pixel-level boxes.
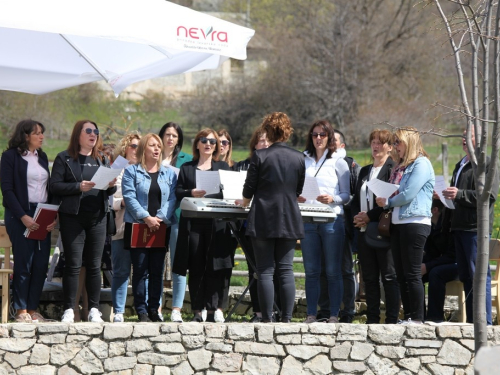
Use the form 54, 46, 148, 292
122, 133, 177, 322
352, 129, 400, 324
50, 120, 117, 323
172, 128, 231, 323
299, 120, 350, 324
239, 112, 305, 323
1, 119, 57, 323
376, 127, 434, 325
110, 132, 141, 323
159, 122, 193, 323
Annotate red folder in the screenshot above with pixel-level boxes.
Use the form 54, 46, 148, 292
24, 204, 59, 241
130, 223, 167, 248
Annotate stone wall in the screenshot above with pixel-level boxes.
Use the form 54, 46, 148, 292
0, 322, 495, 374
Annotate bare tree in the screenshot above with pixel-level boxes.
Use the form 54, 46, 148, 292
428, 0, 500, 352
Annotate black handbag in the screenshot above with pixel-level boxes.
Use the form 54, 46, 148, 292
106, 208, 117, 236
364, 221, 390, 250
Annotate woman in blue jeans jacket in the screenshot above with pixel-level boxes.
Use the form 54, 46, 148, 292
298, 120, 350, 324
376, 127, 435, 324
122, 133, 177, 322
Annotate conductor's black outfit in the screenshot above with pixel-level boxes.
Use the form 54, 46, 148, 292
243, 142, 305, 322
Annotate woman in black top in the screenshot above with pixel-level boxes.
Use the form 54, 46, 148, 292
172, 128, 231, 323
50, 120, 117, 323
240, 112, 305, 323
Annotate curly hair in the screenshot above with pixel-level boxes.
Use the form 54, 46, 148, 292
114, 131, 141, 160
217, 129, 234, 167
260, 112, 293, 143
192, 128, 220, 161
7, 119, 45, 154
304, 120, 335, 159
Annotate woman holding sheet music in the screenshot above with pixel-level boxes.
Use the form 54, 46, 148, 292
298, 120, 350, 324
122, 133, 177, 322
172, 128, 232, 323
50, 120, 117, 323
1, 119, 57, 323
159, 122, 192, 323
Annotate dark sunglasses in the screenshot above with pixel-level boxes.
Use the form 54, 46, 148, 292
393, 140, 401, 146
200, 137, 217, 145
221, 140, 230, 146
83, 128, 99, 135
311, 132, 327, 139
129, 144, 138, 149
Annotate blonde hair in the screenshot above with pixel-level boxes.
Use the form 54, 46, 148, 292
394, 127, 429, 167
136, 133, 163, 170
114, 131, 141, 160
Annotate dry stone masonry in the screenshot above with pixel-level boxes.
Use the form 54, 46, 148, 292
0, 322, 496, 374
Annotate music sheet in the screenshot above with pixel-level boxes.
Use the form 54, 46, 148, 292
196, 170, 221, 195
301, 176, 322, 202
111, 155, 129, 170
366, 179, 399, 199
435, 175, 455, 209
91, 167, 123, 190
219, 170, 247, 199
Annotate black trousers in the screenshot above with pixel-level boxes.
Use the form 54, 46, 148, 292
188, 220, 230, 311
59, 211, 106, 310
357, 231, 400, 324
391, 223, 430, 321
251, 237, 296, 321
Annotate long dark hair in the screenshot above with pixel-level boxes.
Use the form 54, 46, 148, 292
304, 120, 335, 159
7, 119, 45, 154
158, 122, 184, 166
67, 119, 100, 160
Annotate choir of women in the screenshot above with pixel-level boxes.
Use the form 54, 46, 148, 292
1, 116, 440, 325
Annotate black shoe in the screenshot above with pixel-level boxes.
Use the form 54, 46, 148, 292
148, 311, 163, 322
205, 313, 215, 323
316, 311, 330, 321
138, 313, 152, 322
249, 314, 262, 323
191, 314, 203, 323
339, 315, 353, 323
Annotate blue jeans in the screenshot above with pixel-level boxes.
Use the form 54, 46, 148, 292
170, 223, 186, 309
5, 206, 51, 311
454, 230, 492, 325
425, 263, 459, 322
111, 239, 131, 314
301, 216, 345, 317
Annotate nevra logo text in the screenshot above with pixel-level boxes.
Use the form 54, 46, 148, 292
177, 26, 228, 43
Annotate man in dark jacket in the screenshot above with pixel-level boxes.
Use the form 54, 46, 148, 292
442, 129, 500, 325
317, 129, 360, 322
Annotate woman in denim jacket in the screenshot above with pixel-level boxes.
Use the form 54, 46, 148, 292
376, 127, 435, 325
122, 133, 177, 322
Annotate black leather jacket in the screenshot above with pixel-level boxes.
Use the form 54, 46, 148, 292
50, 150, 116, 215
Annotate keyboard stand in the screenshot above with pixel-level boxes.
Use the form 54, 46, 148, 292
224, 220, 282, 322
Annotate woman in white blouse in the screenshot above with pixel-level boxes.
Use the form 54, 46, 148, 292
299, 120, 350, 324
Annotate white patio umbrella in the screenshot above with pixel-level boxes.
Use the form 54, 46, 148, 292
0, 0, 255, 96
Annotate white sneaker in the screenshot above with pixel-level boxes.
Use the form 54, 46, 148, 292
214, 310, 225, 323
113, 313, 124, 323
61, 308, 74, 323
88, 308, 104, 323
171, 310, 183, 323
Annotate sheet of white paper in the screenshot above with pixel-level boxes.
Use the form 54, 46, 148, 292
366, 179, 399, 199
301, 176, 322, 202
196, 170, 221, 195
111, 155, 129, 170
219, 170, 247, 199
91, 167, 122, 190
435, 175, 455, 209
165, 165, 180, 177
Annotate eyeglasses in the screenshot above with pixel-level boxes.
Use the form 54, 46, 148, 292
311, 132, 327, 139
393, 140, 401, 146
221, 140, 230, 146
200, 137, 217, 145
129, 144, 138, 149
83, 128, 99, 135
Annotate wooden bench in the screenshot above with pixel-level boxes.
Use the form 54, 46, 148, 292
0, 225, 13, 323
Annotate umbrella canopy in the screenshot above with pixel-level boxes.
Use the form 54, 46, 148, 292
0, 0, 255, 96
